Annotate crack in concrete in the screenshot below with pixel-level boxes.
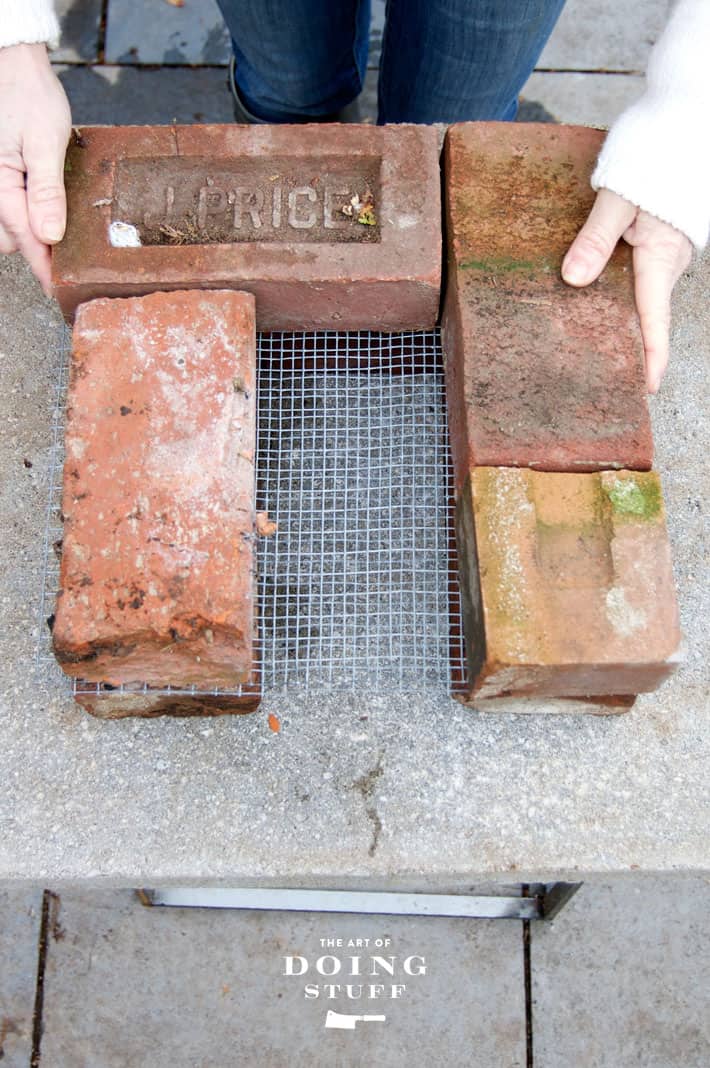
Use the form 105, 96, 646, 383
352, 752, 384, 857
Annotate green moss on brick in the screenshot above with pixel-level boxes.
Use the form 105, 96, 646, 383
604, 475, 662, 522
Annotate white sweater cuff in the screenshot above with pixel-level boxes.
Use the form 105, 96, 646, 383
591, 0, 710, 250
0, 0, 60, 51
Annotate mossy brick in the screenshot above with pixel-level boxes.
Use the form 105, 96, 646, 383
456, 467, 682, 701
52, 289, 258, 694
51, 123, 441, 331
442, 122, 654, 477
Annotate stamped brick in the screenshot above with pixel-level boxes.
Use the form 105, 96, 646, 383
52, 123, 441, 330
442, 122, 653, 479
457, 468, 682, 701
52, 289, 257, 691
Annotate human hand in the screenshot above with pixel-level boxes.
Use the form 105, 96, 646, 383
0, 43, 72, 296
562, 188, 692, 394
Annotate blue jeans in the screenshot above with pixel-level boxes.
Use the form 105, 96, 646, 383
214, 0, 566, 123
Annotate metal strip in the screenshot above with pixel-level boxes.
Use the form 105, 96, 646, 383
142, 887, 541, 920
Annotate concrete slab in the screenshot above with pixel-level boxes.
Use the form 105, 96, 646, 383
53, 0, 102, 63
539, 0, 670, 73
370, 0, 385, 70
0, 246, 707, 887
54, 64, 377, 126
532, 875, 710, 1066
0, 890, 42, 1067
55, 64, 236, 124
105, 0, 231, 65
521, 72, 645, 128
101, 0, 385, 69
39, 890, 525, 1066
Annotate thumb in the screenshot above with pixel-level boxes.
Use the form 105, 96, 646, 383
23, 136, 68, 245
562, 188, 637, 287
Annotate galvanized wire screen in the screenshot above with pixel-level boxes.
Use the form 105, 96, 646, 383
38, 327, 466, 696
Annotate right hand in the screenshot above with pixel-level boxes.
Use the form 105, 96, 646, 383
0, 42, 72, 295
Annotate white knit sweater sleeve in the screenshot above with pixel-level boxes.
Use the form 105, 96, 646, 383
592, 0, 710, 249
0, 0, 60, 50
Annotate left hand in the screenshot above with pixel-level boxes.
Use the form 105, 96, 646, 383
562, 188, 692, 394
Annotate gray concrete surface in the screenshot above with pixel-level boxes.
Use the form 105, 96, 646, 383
522, 72, 645, 127
0, 250, 707, 887
532, 876, 710, 1067
5, 879, 708, 1066
105, 0, 231, 65
56, 64, 237, 125
102, 0, 386, 68
53, 0, 102, 63
0, 890, 42, 1067
539, 0, 670, 72
38, 890, 526, 1067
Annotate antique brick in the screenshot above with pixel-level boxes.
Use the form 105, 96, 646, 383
73, 678, 261, 719
457, 468, 682, 701
442, 123, 654, 479
52, 289, 257, 691
52, 123, 441, 330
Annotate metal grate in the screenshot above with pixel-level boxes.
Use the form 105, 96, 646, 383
37, 327, 466, 696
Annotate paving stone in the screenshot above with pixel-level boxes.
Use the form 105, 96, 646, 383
52, 123, 441, 330
0, 889, 42, 1068
55, 64, 237, 125
39, 889, 525, 1067
52, 290, 258, 692
538, 0, 671, 72
532, 875, 710, 1067
53, 0, 102, 63
55, 63, 377, 126
442, 122, 653, 476
370, 0, 386, 69
521, 71, 646, 128
105, 0, 231, 65
457, 467, 682, 701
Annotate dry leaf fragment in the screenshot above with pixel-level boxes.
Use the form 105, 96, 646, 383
268, 713, 281, 733
256, 511, 278, 537
356, 192, 376, 226
164, 0, 185, 7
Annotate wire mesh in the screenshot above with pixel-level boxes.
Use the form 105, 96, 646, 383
37, 326, 466, 696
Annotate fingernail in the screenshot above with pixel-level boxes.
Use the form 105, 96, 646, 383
42, 221, 64, 243
561, 257, 586, 285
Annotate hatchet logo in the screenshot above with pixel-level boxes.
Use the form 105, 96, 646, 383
324, 1010, 387, 1030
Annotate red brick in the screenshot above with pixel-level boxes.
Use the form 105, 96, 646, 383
457, 468, 682, 701
52, 289, 257, 691
442, 123, 653, 480
52, 123, 441, 331
74, 679, 261, 719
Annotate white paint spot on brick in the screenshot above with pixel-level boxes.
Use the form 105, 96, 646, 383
108, 221, 142, 247
606, 587, 647, 637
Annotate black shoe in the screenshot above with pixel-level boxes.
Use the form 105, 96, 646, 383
228, 54, 360, 124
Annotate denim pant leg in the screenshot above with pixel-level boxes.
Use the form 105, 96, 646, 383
378, 0, 567, 123
215, 0, 371, 121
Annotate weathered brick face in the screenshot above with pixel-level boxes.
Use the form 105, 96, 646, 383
442, 122, 654, 479
457, 467, 682, 701
52, 289, 257, 691
52, 123, 441, 331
